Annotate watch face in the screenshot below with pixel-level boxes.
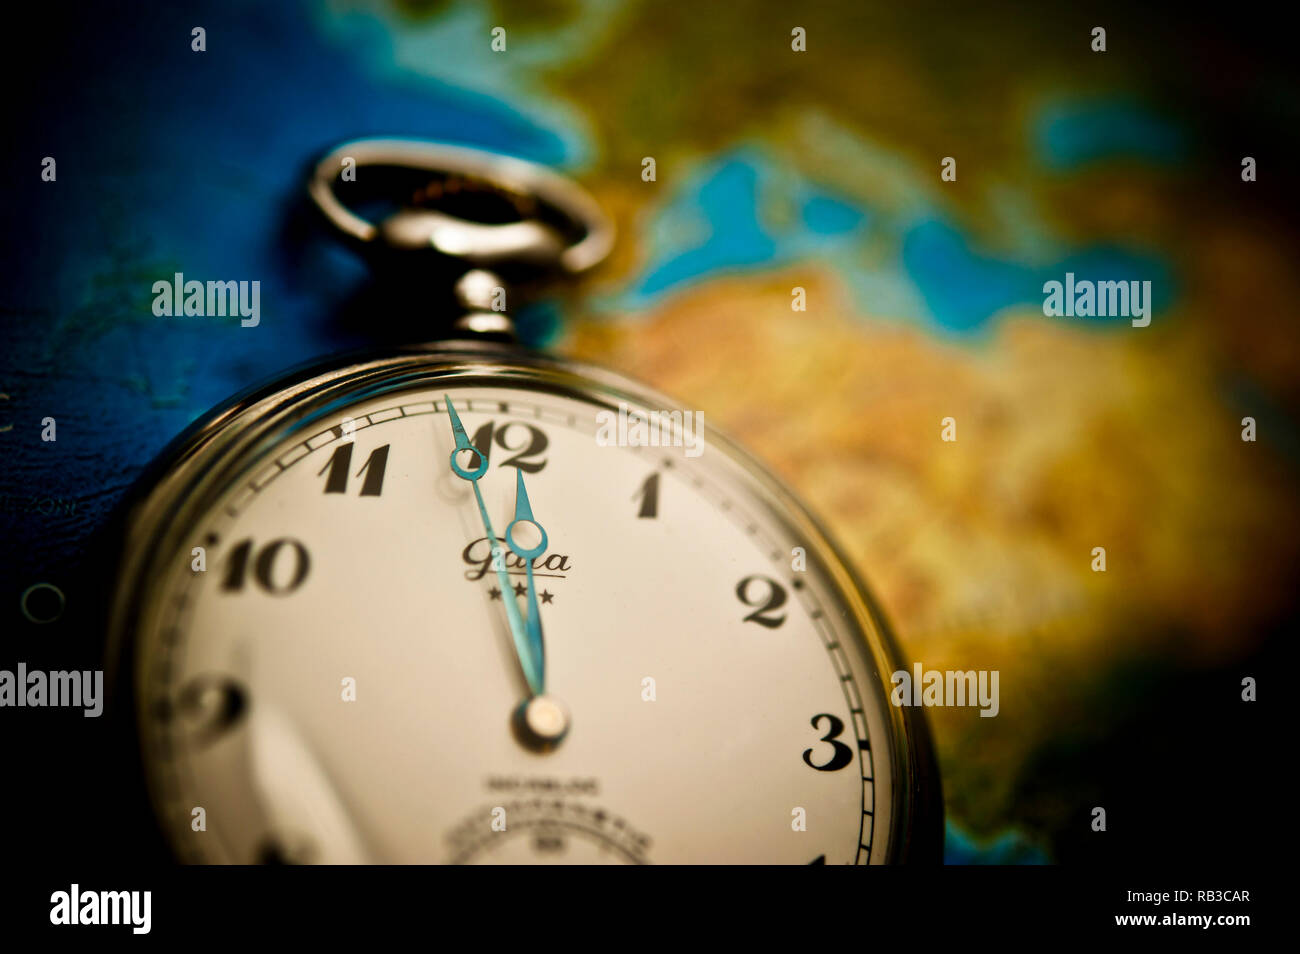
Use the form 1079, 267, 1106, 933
115, 350, 921, 864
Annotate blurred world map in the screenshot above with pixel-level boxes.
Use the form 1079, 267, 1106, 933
2, 0, 1296, 863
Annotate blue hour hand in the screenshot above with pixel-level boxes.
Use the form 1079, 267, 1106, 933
505, 468, 549, 680
505, 467, 569, 749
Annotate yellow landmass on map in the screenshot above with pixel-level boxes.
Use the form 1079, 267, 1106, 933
563, 268, 1298, 832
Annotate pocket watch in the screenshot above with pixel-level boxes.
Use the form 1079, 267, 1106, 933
106, 139, 942, 865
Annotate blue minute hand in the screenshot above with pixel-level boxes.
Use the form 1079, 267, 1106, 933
444, 396, 542, 696
505, 468, 549, 687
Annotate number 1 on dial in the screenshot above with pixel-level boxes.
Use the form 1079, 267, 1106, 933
634, 472, 659, 518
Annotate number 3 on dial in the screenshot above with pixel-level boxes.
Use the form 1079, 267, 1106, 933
802, 713, 854, 772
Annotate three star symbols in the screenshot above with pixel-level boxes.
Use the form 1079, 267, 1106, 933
489, 584, 554, 603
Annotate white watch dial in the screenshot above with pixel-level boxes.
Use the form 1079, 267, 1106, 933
133, 382, 897, 864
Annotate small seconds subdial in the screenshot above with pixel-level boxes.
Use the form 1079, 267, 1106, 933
445, 801, 651, 865
133, 385, 892, 864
